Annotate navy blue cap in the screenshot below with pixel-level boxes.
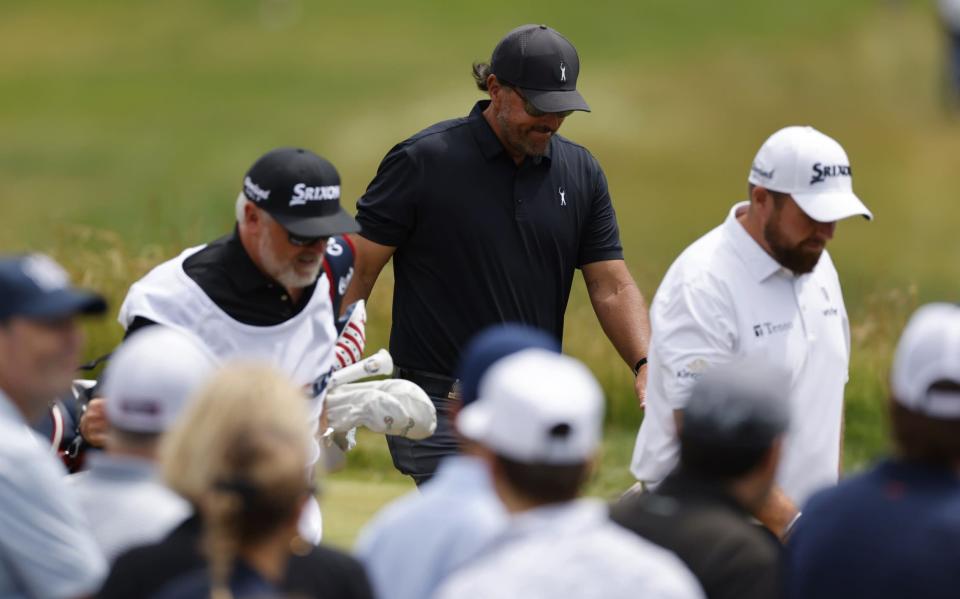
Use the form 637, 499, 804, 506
456, 324, 560, 406
0, 254, 107, 321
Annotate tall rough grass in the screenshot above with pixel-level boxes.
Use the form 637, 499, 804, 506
53, 228, 914, 496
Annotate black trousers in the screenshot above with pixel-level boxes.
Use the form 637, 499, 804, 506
385, 393, 459, 487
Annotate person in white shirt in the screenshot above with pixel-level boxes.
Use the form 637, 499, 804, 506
434, 349, 704, 599
0, 253, 108, 599
67, 326, 217, 562
356, 324, 559, 599
629, 125, 873, 537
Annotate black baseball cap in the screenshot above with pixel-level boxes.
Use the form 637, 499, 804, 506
0, 254, 106, 321
490, 24, 590, 114
242, 147, 360, 238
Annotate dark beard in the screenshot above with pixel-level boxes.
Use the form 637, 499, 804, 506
763, 218, 823, 274
496, 112, 550, 159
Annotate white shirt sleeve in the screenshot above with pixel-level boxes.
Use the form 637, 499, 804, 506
654, 279, 737, 410
0, 443, 107, 598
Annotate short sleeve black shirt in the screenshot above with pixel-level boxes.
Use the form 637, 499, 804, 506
357, 100, 623, 375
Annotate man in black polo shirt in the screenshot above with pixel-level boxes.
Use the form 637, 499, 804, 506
343, 25, 651, 484
611, 366, 788, 599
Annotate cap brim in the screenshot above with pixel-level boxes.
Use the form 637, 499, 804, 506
521, 88, 591, 113
791, 190, 873, 222
455, 401, 494, 444
273, 208, 361, 237
20, 289, 107, 319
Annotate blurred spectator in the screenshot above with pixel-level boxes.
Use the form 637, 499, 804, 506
433, 349, 704, 599
356, 324, 559, 599
67, 326, 216, 562
612, 364, 790, 599
98, 363, 373, 599
0, 254, 109, 598
939, 0, 960, 108
787, 303, 960, 599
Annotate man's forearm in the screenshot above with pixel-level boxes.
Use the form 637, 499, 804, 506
340, 236, 396, 317
341, 272, 378, 316
587, 272, 651, 367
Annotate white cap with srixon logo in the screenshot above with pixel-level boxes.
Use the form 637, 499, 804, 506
747, 126, 873, 223
456, 348, 603, 464
102, 326, 219, 433
891, 303, 960, 420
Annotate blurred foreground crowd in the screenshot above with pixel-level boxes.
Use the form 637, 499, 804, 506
2, 256, 959, 599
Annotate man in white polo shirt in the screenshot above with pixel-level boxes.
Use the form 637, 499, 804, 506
630, 126, 873, 537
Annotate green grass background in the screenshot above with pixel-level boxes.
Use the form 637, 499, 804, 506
3, 0, 958, 547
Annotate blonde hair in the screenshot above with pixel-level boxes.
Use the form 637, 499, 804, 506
160, 362, 313, 599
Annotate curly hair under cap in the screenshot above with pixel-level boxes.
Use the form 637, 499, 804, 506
472, 61, 493, 91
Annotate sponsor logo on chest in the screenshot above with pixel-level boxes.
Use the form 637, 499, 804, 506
753, 321, 794, 337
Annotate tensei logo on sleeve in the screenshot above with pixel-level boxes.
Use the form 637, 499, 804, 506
290, 183, 341, 206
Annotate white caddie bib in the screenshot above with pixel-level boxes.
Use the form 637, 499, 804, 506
117, 245, 337, 543
118, 244, 337, 388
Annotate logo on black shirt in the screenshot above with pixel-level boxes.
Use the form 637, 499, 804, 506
559, 186, 567, 206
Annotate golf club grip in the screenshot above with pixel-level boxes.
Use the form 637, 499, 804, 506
328, 349, 394, 387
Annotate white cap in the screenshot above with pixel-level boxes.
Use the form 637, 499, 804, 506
891, 303, 960, 419
457, 349, 604, 464
747, 126, 873, 222
102, 326, 218, 433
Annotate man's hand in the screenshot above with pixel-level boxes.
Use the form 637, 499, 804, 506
79, 398, 108, 448
581, 260, 651, 410
754, 485, 799, 541
634, 363, 648, 408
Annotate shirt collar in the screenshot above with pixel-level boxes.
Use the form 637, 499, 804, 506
85, 452, 161, 481
468, 101, 553, 165
222, 227, 285, 293
428, 454, 494, 494
723, 201, 791, 283
508, 498, 607, 537
658, 469, 751, 516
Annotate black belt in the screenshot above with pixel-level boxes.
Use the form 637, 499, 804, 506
395, 367, 462, 401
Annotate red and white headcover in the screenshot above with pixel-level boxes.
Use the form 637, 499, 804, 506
333, 300, 367, 370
